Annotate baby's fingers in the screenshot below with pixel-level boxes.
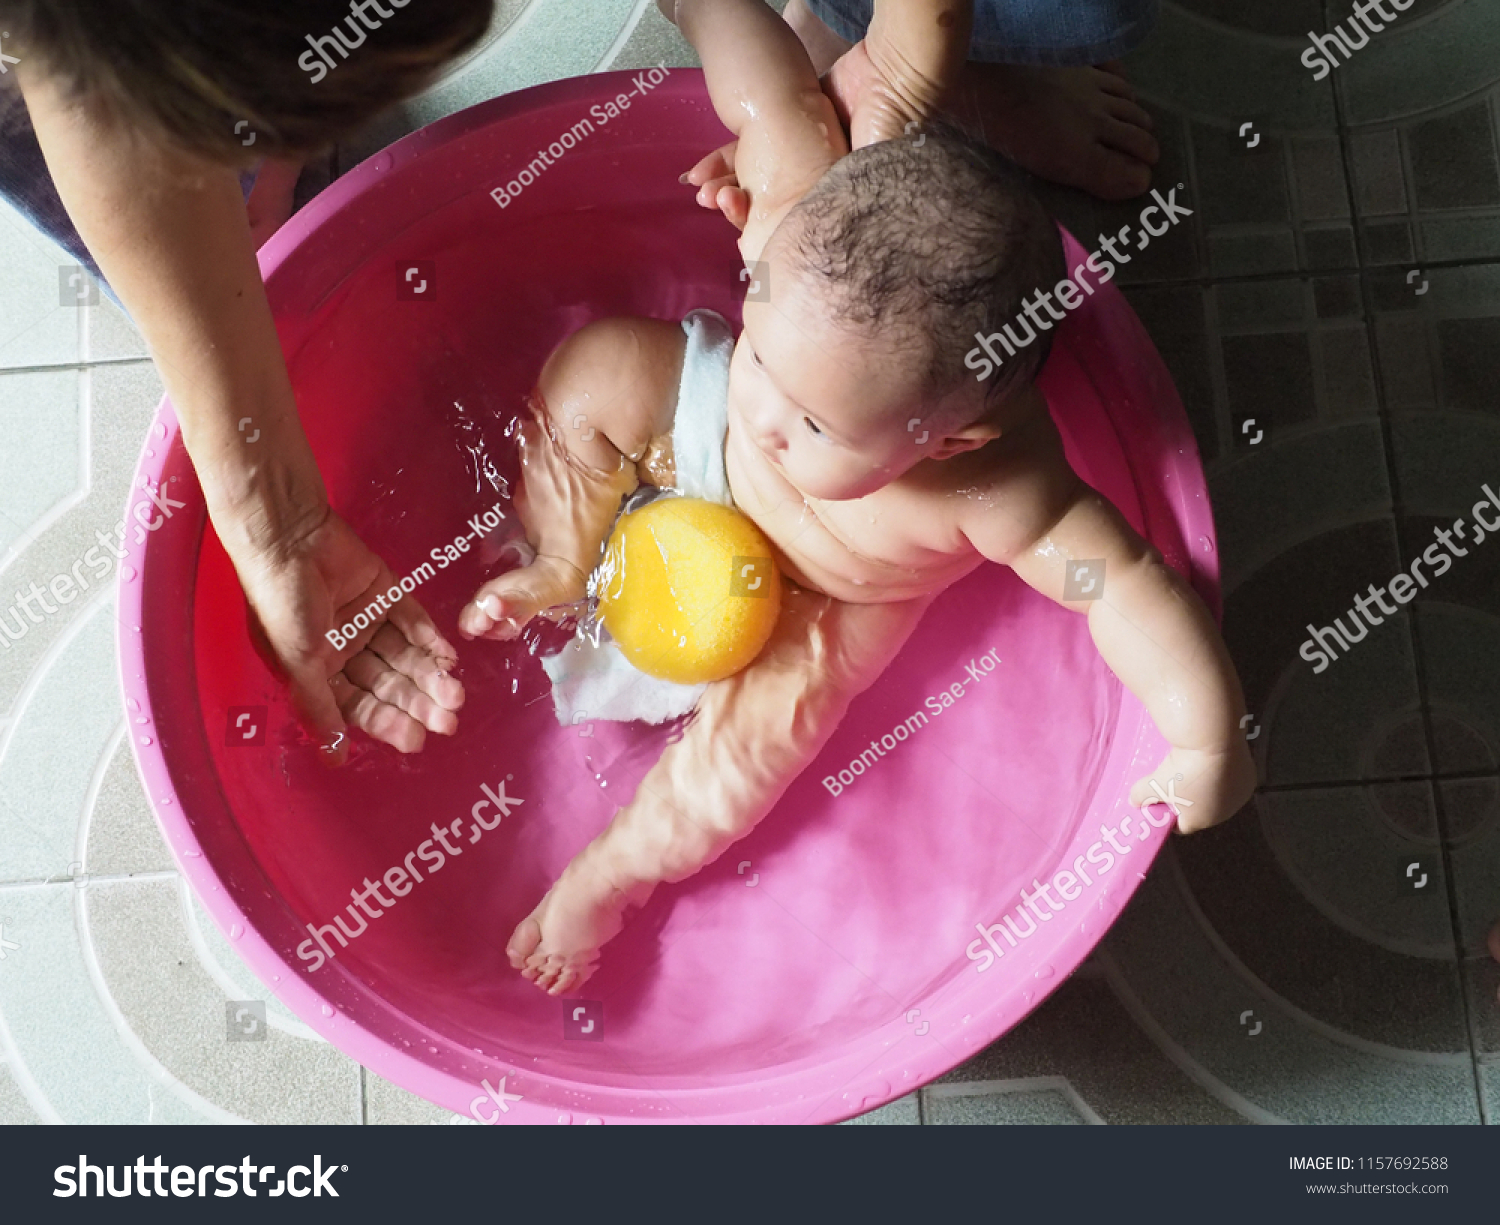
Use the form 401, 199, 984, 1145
683, 140, 737, 188
703, 183, 751, 231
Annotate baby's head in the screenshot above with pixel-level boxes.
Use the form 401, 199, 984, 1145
730, 130, 1065, 501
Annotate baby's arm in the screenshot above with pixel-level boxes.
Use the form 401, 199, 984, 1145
458, 318, 680, 640
965, 458, 1254, 834
661, 0, 845, 241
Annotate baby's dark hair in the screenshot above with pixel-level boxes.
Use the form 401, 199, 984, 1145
0, 0, 493, 163
781, 126, 1066, 418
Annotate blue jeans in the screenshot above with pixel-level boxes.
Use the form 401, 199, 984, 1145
804, 0, 1158, 65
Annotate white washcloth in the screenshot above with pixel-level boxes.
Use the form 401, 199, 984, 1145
542, 309, 737, 726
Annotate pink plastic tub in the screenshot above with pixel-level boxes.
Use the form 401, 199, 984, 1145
120, 71, 1219, 1124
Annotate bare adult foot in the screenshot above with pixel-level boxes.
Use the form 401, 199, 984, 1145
506, 858, 646, 995
952, 60, 1159, 201
246, 156, 305, 249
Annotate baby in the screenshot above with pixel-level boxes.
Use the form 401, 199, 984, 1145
458, 0, 1256, 995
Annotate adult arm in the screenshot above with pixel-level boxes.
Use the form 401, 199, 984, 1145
18, 65, 463, 758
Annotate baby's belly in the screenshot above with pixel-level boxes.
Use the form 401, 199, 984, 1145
723, 428, 980, 604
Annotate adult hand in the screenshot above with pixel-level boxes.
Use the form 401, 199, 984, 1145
821, 39, 923, 148
823, 0, 971, 149
232, 505, 464, 763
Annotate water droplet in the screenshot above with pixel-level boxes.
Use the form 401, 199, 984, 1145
1023, 991, 1034, 1005
160, 797, 173, 806
229, 923, 244, 940
1034, 965, 1056, 980
120, 565, 137, 582
145, 449, 155, 459
557, 1112, 573, 1125
126, 698, 140, 713
428, 1045, 438, 1054
1198, 536, 1213, 553
321, 1004, 335, 1018
134, 716, 148, 725
138, 735, 153, 746
183, 849, 201, 858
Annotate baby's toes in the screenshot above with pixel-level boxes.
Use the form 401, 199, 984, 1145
506, 915, 543, 970
458, 582, 529, 641
530, 953, 566, 994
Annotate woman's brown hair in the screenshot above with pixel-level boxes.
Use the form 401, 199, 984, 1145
1, 0, 495, 162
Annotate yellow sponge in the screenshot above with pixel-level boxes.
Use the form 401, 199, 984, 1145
597, 497, 781, 684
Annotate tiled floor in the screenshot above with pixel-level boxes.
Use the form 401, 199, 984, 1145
1, 0, 1497, 1125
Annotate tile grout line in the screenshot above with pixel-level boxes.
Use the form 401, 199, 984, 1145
0, 355, 153, 378
0, 870, 178, 891
1257, 768, 1500, 795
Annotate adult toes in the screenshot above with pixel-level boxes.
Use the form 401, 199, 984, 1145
1102, 115, 1160, 167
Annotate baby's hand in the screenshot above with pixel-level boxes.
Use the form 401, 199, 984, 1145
1128, 741, 1256, 835
682, 140, 750, 231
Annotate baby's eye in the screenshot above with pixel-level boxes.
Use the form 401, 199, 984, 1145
750, 349, 764, 369
802, 417, 825, 438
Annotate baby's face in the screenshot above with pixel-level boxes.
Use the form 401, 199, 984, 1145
728, 268, 958, 502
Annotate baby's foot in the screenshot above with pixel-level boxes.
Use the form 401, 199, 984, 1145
458, 554, 587, 641
506, 863, 641, 995
959, 61, 1160, 201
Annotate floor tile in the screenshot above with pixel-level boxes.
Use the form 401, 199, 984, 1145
366, 1069, 470, 1125
0, 1060, 43, 1125
935, 973, 1245, 1124
1103, 841, 1479, 1123
924, 1081, 1091, 1125
88, 879, 362, 1124
0, 195, 85, 371
86, 736, 176, 879
841, 1092, 920, 1125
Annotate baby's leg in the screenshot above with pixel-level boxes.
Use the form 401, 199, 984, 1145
461, 320, 682, 641
508, 586, 934, 994
459, 398, 638, 640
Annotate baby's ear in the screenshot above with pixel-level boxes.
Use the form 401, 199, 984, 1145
927, 419, 1001, 461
